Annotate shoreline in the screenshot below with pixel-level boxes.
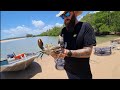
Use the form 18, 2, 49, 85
0, 38, 26, 43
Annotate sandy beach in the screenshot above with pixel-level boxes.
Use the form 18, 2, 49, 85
0, 38, 120, 79
0, 38, 26, 43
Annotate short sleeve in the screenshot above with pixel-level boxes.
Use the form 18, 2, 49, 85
83, 23, 96, 47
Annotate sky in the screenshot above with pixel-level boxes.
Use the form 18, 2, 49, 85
1, 11, 97, 40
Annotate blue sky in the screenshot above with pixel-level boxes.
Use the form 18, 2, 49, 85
1, 11, 96, 40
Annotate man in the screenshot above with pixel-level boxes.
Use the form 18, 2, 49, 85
51, 11, 96, 79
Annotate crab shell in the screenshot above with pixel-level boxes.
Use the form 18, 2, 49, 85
38, 38, 61, 55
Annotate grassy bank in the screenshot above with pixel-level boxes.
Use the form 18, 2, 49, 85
96, 35, 120, 44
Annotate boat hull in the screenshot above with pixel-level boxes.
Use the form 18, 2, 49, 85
0, 55, 38, 72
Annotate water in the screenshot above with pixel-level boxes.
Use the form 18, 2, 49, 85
1, 36, 59, 59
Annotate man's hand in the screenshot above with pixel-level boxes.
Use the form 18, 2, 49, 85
50, 50, 60, 59
50, 48, 68, 60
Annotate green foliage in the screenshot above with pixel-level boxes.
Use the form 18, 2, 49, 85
99, 24, 110, 33
81, 11, 120, 35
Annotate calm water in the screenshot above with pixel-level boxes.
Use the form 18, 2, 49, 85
1, 36, 59, 59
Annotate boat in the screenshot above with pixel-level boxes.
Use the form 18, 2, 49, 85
0, 52, 39, 72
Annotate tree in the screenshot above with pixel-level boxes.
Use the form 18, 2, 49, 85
26, 34, 33, 37
81, 11, 120, 35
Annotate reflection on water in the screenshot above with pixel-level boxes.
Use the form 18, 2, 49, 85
1, 36, 59, 59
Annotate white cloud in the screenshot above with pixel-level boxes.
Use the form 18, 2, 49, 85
89, 11, 100, 14
77, 15, 83, 21
55, 23, 63, 27
1, 21, 63, 39
1, 26, 42, 39
3, 26, 30, 35
32, 20, 45, 28
42, 25, 54, 31
93, 11, 100, 13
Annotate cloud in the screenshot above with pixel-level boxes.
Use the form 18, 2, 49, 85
42, 25, 54, 31
1, 25, 43, 39
55, 23, 63, 27
77, 15, 83, 21
89, 11, 100, 14
42, 23, 63, 31
1, 20, 63, 39
3, 26, 30, 34
32, 20, 45, 28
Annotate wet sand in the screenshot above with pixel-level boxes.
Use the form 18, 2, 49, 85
1, 38, 120, 79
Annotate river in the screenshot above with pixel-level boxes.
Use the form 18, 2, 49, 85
1, 36, 59, 59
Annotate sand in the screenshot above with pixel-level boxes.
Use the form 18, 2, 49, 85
0, 38, 26, 43
0, 38, 120, 79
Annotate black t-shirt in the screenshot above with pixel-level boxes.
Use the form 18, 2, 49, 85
60, 22, 96, 79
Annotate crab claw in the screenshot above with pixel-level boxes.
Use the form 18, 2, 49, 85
37, 51, 44, 60
40, 53, 44, 59
38, 39, 44, 50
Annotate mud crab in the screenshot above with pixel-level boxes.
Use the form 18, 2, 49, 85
37, 38, 63, 59
37, 38, 65, 70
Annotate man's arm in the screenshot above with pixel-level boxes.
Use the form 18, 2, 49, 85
64, 46, 93, 58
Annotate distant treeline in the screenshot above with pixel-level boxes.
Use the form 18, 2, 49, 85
1, 34, 35, 41
39, 11, 120, 36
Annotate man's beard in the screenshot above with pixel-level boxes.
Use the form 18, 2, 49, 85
64, 14, 76, 32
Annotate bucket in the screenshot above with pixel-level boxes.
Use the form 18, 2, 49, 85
55, 58, 65, 70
